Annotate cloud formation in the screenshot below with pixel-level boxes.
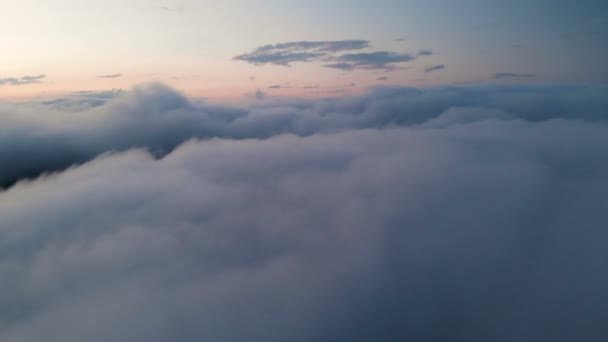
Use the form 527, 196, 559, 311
325, 51, 416, 71
1, 82, 607, 188
0, 83, 607, 341
495, 72, 536, 79
234, 40, 432, 71
425, 64, 446, 72
96, 73, 123, 78
233, 40, 369, 66
0, 74, 45, 86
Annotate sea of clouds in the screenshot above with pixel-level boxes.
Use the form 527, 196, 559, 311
0, 83, 607, 341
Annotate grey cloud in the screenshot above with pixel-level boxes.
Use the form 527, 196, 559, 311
96, 73, 123, 79
0, 74, 46, 86
268, 85, 282, 89
324, 51, 416, 71
233, 40, 369, 66
424, 64, 446, 72
234, 40, 433, 72
377, 77, 389, 81
495, 72, 536, 79
323, 63, 355, 70
1, 82, 608, 190
0, 84, 608, 341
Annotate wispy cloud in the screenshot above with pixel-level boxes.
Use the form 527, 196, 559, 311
324, 51, 416, 71
377, 77, 389, 81
235, 40, 433, 72
97, 73, 123, 79
233, 40, 370, 66
255, 89, 265, 101
0, 74, 45, 86
494, 72, 536, 79
425, 65, 446, 73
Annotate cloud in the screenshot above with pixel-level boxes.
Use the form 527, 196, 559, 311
233, 40, 369, 66
0, 74, 46, 86
424, 64, 446, 72
254, 89, 266, 101
324, 51, 416, 71
96, 73, 123, 79
393, 38, 407, 42
0, 82, 607, 341
268, 85, 282, 89
1, 82, 607, 188
495, 72, 536, 79
377, 77, 389, 81
234, 40, 433, 72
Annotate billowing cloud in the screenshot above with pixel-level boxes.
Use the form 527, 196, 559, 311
233, 40, 369, 66
495, 72, 536, 79
0, 74, 45, 86
425, 64, 446, 72
2, 82, 608, 189
96, 73, 123, 78
0, 82, 607, 341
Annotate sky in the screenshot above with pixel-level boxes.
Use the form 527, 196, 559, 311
2, 0, 607, 99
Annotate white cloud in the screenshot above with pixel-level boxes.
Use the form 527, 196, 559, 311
0, 83, 607, 341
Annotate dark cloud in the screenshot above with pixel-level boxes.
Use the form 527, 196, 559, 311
234, 40, 433, 72
377, 77, 389, 81
0, 82, 607, 341
324, 51, 416, 71
424, 64, 446, 72
0, 74, 45, 86
495, 72, 536, 79
96, 73, 123, 79
268, 85, 282, 89
233, 40, 369, 66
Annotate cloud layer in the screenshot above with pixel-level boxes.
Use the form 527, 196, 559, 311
1, 83, 607, 341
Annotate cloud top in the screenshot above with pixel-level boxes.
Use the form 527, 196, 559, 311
0, 82, 607, 341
